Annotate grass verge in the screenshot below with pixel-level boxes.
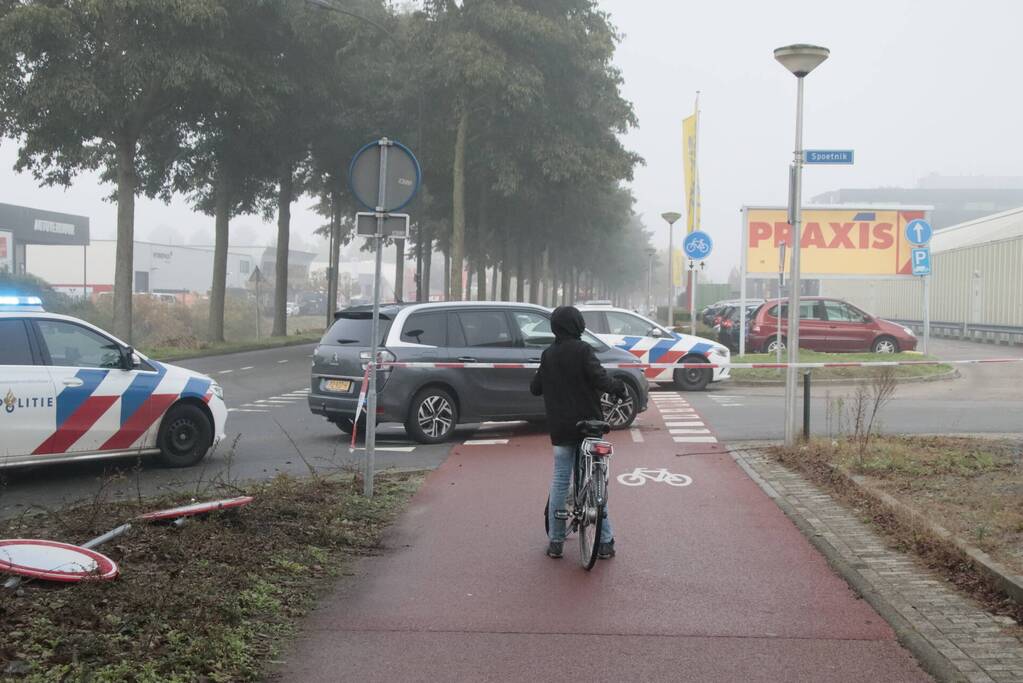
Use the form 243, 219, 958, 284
732, 351, 954, 382
771, 435, 1023, 624
0, 473, 421, 682
144, 331, 322, 362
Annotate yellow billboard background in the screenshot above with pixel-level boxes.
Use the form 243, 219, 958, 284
745, 208, 926, 277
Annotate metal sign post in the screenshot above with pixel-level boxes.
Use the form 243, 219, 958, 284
682, 230, 713, 335
906, 220, 933, 356
349, 138, 421, 498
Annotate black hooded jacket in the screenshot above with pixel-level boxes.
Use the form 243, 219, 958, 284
529, 306, 625, 446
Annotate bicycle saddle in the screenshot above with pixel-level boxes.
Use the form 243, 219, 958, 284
576, 419, 611, 437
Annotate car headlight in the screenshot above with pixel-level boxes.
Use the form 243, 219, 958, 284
210, 382, 224, 400
903, 326, 916, 337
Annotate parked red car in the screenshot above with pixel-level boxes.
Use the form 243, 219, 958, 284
747, 297, 917, 354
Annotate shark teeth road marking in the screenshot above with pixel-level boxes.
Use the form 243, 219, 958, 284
464, 439, 510, 446
666, 421, 706, 427
630, 428, 644, 443
670, 428, 711, 434
673, 436, 718, 443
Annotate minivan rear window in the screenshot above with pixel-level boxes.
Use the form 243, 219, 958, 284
322, 312, 393, 346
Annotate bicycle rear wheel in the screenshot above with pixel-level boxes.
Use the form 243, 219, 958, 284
578, 485, 603, 570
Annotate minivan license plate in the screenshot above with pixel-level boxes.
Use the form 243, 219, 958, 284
323, 379, 352, 393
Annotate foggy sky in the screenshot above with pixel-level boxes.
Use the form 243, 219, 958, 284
2, 0, 1021, 282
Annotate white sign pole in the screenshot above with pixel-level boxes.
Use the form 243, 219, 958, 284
365, 138, 390, 498
923, 274, 931, 356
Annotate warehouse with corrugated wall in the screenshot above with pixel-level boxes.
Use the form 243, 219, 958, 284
820, 206, 1023, 333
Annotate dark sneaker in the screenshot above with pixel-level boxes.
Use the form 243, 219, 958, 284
597, 540, 616, 559
545, 541, 563, 558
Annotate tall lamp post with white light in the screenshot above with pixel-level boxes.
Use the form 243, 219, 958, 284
774, 43, 829, 447
645, 247, 657, 315
661, 211, 682, 328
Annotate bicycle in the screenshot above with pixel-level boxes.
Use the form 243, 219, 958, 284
543, 419, 613, 570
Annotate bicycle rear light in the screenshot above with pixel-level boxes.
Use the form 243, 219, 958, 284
586, 440, 613, 456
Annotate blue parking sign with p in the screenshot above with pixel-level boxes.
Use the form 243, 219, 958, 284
911, 247, 931, 276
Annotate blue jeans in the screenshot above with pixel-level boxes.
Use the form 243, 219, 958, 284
548, 444, 614, 544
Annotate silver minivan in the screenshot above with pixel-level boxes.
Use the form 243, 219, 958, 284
307, 301, 649, 443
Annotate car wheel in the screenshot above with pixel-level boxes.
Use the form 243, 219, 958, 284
872, 336, 899, 354
156, 403, 213, 468
673, 356, 711, 391
601, 380, 638, 429
405, 387, 458, 444
765, 336, 786, 354
332, 416, 366, 435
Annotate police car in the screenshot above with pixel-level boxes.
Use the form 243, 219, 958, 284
0, 296, 227, 469
577, 305, 730, 390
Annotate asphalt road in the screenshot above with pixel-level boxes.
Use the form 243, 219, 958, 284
1, 337, 1020, 518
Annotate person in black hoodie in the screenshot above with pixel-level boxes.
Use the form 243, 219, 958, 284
530, 305, 627, 559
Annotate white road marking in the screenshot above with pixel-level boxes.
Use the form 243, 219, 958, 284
240, 366, 255, 371
666, 421, 705, 427
278, 359, 289, 364
670, 428, 711, 435
228, 408, 268, 413
464, 439, 510, 446
351, 446, 416, 453
630, 428, 644, 443
673, 436, 718, 443
218, 370, 233, 375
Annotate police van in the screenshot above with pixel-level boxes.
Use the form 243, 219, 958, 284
0, 296, 227, 469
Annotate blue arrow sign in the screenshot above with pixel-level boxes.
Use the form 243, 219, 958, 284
683, 230, 713, 260
911, 247, 931, 276
804, 149, 854, 164
905, 219, 932, 245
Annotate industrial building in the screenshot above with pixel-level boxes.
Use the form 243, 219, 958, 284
0, 202, 89, 275
25, 240, 317, 298
820, 206, 1023, 340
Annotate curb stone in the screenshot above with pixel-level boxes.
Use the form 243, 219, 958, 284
730, 447, 1023, 683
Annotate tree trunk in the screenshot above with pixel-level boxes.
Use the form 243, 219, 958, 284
272, 164, 293, 337
443, 250, 450, 300
113, 140, 137, 343
500, 240, 511, 301
465, 267, 474, 300
449, 109, 469, 301
422, 232, 432, 301
208, 167, 231, 343
477, 261, 486, 301
528, 251, 539, 304
394, 239, 405, 302
515, 242, 525, 302
490, 266, 498, 300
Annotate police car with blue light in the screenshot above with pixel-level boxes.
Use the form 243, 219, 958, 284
0, 296, 227, 469
577, 304, 730, 391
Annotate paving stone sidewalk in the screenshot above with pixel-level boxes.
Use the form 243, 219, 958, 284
730, 447, 1023, 683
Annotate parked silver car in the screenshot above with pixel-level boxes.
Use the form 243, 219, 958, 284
307, 301, 649, 443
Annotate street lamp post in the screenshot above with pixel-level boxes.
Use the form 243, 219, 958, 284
661, 212, 682, 329
774, 44, 829, 447
645, 247, 656, 315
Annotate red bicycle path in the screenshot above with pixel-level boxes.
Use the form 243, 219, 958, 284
278, 396, 929, 682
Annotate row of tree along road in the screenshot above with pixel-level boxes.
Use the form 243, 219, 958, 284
0, 0, 649, 344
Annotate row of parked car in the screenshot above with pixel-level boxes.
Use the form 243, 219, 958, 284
702, 297, 918, 355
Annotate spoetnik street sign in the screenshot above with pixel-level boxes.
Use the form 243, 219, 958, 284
349, 139, 421, 212
683, 230, 713, 260
905, 219, 933, 245
911, 247, 931, 276
356, 212, 409, 239
804, 149, 854, 164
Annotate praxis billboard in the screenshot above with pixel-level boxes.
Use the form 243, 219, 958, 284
742, 206, 930, 279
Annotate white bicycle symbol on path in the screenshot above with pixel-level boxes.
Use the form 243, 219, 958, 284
686, 239, 709, 256
617, 468, 693, 487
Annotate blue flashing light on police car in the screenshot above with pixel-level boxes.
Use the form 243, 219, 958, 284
0, 295, 44, 312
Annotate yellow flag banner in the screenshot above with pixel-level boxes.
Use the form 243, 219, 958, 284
672, 248, 685, 287
682, 113, 700, 234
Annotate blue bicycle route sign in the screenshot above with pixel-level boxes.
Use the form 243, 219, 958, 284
905, 219, 933, 245
683, 230, 713, 260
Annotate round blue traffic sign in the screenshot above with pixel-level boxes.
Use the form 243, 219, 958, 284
349, 139, 421, 213
905, 219, 932, 245
683, 230, 713, 260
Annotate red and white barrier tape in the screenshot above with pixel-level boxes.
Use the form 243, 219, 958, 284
375, 358, 1022, 371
